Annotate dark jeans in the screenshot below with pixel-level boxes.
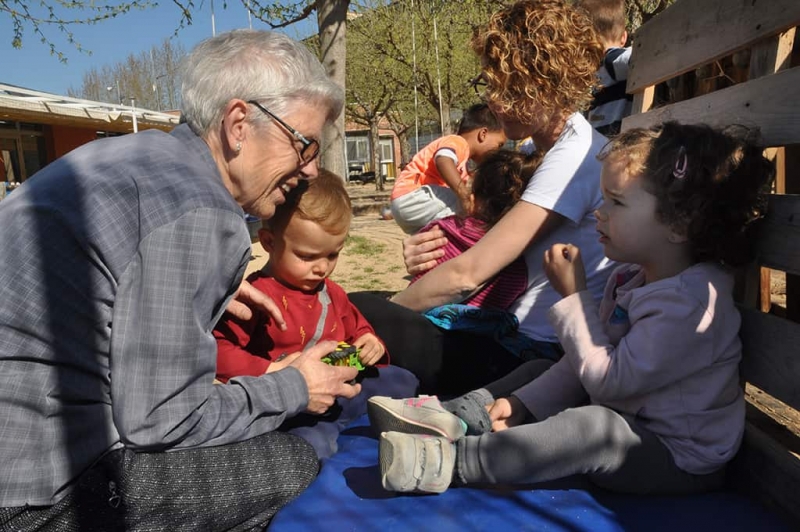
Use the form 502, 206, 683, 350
349, 292, 536, 396
281, 365, 419, 459
0, 431, 318, 532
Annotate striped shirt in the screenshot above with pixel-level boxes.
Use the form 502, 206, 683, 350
411, 216, 528, 309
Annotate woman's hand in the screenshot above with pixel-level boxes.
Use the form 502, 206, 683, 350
402, 226, 448, 276
543, 243, 587, 298
225, 279, 287, 330
488, 396, 527, 432
290, 341, 361, 414
353, 333, 385, 366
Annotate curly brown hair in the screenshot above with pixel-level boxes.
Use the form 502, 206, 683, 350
470, 149, 545, 228
471, 0, 604, 125
598, 122, 775, 267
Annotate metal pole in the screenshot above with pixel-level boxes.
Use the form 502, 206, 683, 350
411, 0, 420, 153
131, 98, 138, 133
433, 15, 445, 133
211, 0, 217, 36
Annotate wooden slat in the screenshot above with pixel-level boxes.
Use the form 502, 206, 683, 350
728, 419, 800, 529
627, 0, 800, 93
755, 194, 800, 276
738, 306, 800, 412
621, 67, 800, 147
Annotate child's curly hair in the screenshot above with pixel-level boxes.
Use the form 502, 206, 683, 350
598, 122, 775, 267
471, 0, 604, 125
265, 169, 352, 235
470, 149, 545, 228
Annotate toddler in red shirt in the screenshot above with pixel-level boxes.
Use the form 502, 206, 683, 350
214, 170, 418, 459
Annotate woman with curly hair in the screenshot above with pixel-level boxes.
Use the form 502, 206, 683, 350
351, 0, 617, 395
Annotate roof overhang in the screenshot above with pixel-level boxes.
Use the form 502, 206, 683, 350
0, 83, 180, 133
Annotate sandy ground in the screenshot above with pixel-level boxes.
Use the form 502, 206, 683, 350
245, 182, 411, 294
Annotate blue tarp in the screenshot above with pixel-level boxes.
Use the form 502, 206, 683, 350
270, 415, 792, 531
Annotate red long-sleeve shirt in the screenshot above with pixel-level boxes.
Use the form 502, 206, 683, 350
214, 273, 385, 382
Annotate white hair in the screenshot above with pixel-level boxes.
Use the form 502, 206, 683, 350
180, 29, 344, 136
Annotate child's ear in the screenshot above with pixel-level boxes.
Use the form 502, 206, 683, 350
258, 227, 276, 253
477, 127, 488, 143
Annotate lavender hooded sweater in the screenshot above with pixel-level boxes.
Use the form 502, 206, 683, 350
514, 262, 745, 475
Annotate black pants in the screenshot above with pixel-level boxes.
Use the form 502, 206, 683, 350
0, 431, 318, 532
349, 292, 525, 396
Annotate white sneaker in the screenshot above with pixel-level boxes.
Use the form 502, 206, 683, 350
368, 395, 467, 441
380, 431, 455, 493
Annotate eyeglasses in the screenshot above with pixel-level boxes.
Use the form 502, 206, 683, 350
247, 100, 320, 165
468, 74, 488, 96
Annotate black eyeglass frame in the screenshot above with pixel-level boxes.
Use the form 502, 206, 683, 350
246, 100, 320, 164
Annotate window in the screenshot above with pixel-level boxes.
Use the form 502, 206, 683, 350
0, 122, 47, 182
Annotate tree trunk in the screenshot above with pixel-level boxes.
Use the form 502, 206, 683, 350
397, 130, 411, 171
368, 119, 383, 191
317, 0, 349, 179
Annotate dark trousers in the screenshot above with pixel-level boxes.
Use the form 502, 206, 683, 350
349, 292, 526, 396
0, 431, 318, 532
281, 365, 419, 459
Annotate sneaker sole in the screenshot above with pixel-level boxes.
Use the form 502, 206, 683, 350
368, 400, 452, 439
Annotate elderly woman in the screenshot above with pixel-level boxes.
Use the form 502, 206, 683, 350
0, 30, 358, 530
352, 0, 617, 395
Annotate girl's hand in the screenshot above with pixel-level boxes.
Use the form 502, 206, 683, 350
543, 243, 587, 298
402, 227, 448, 276
352, 333, 385, 366
488, 397, 527, 432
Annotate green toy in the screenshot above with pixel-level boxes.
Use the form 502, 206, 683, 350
322, 342, 365, 371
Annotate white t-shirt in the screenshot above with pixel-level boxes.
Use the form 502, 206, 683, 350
509, 113, 616, 342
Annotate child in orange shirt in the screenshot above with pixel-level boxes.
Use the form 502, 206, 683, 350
390, 103, 506, 234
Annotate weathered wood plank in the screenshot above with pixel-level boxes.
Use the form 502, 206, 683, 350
728, 419, 800, 528
738, 305, 800, 412
754, 194, 800, 276
627, 0, 800, 93
621, 67, 800, 147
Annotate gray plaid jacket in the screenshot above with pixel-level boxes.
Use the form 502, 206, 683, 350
0, 125, 309, 507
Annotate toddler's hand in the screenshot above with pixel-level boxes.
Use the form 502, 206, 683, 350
543, 243, 587, 297
353, 333, 385, 366
488, 396, 527, 432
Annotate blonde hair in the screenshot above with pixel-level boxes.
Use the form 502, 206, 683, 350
576, 0, 627, 46
471, 0, 604, 124
266, 170, 352, 235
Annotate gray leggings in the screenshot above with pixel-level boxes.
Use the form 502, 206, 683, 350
457, 360, 725, 495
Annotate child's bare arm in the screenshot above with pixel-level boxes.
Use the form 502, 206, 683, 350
435, 156, 470, 207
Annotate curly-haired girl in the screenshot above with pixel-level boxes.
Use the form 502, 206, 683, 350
370, 121, 774, 496
352, 0, 615, 395
410, 149, 544, 310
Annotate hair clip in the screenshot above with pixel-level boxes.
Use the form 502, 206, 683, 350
673, 146, 688, 179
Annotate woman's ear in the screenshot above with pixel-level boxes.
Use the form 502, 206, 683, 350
220, 99, 249, 158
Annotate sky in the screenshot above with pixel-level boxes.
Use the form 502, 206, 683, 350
1, 1, 316, 97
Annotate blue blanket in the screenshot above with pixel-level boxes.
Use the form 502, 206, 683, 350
269, 415, 792, 531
